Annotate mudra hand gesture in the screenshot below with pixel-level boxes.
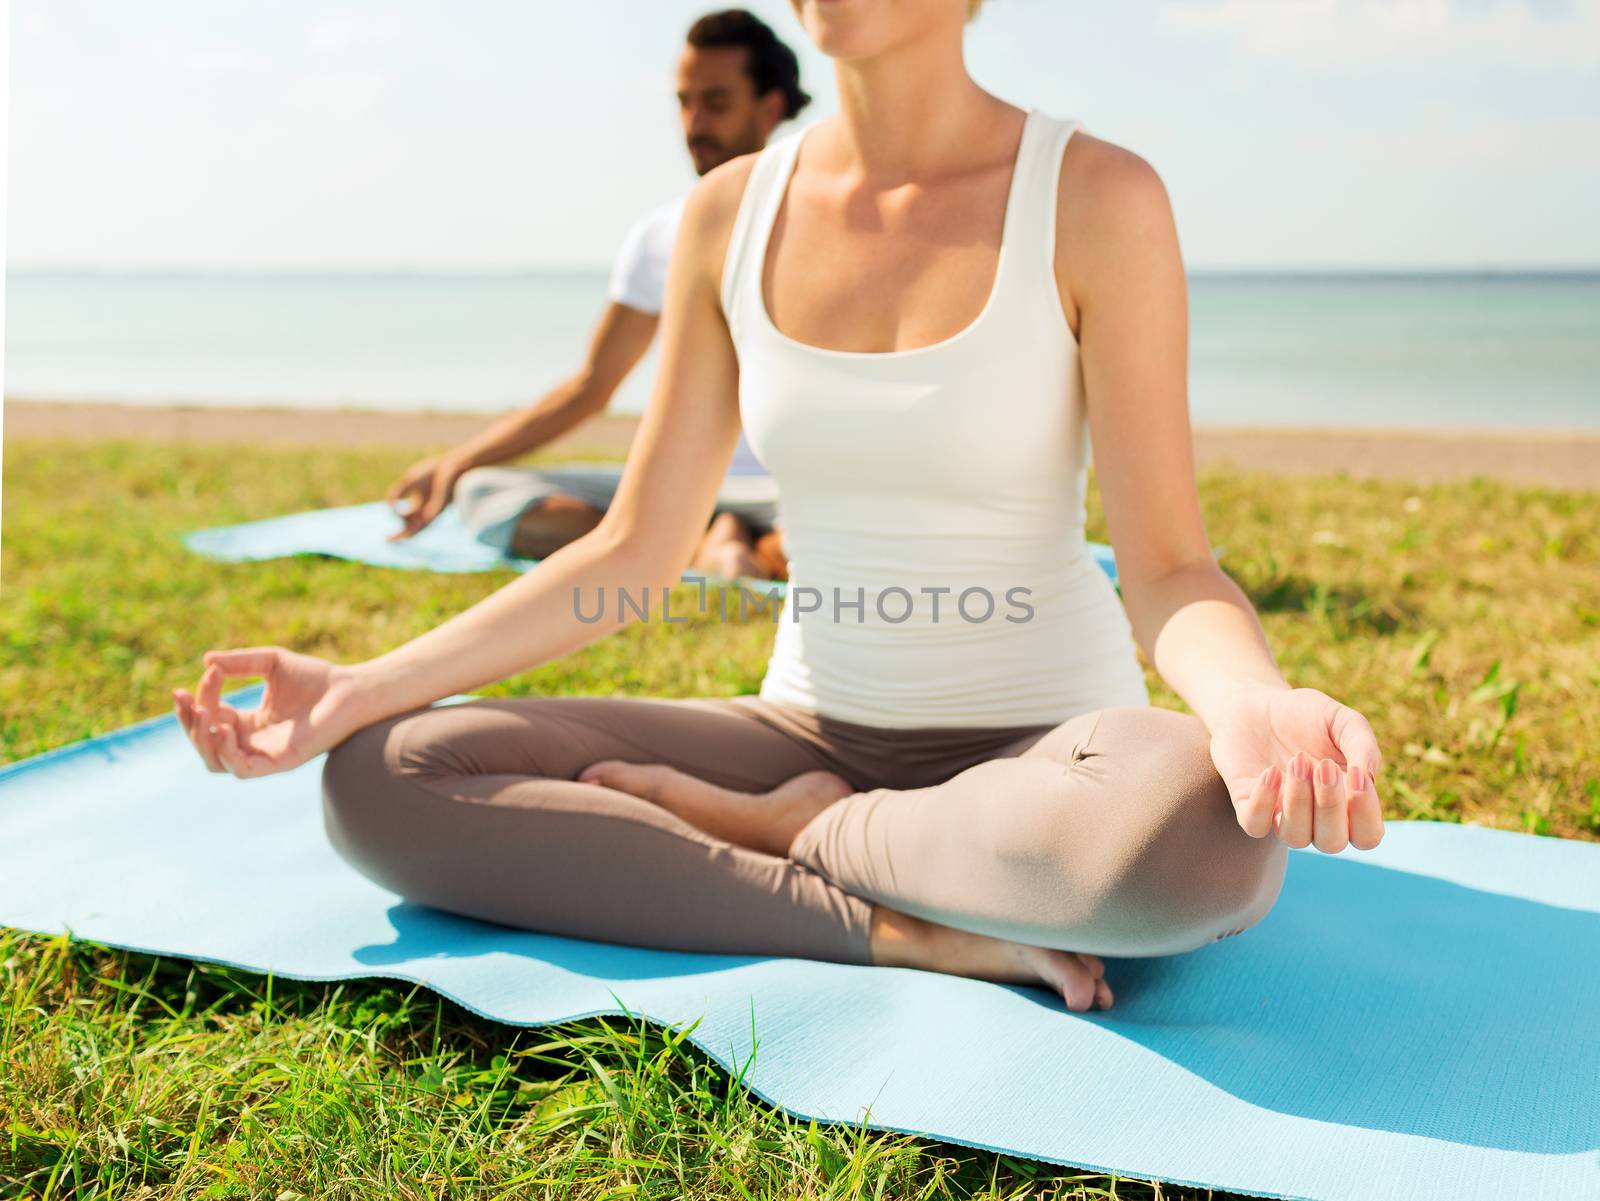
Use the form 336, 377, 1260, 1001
1209, 686, 1386, 853
172, 647, 366, 779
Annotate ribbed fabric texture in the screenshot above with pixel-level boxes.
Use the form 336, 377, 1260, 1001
720, 108, 1149, 728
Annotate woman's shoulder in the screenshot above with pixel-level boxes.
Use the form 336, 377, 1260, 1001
669, 137, 787, 274
673, 125, 819, 304
1052, 121, 1178, 271
1056, 122, 1169, 216
687, 149, 761, 218
681, 124, 811, 231
1034, 114, 1182, 332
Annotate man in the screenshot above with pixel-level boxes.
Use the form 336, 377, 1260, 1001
385, 9, 807, 581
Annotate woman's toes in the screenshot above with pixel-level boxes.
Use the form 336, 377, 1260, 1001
1030, 948, 1101, 1012
1022, 947, 1115, 1012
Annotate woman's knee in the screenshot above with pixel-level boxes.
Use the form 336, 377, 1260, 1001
1103, 707, 1287, 948
319, 712, 443, 898
1014, 706, 1288, 952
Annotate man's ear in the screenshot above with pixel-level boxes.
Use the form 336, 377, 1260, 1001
758, 89, 789, 137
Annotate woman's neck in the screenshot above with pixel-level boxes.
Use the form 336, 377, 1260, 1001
828, 34, 1011, 180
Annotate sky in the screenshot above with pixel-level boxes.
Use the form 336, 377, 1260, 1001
8, 0, 1600, 273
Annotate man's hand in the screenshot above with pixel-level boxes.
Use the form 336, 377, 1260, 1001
385, 452, 470, 540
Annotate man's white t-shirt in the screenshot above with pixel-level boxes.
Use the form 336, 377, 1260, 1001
607, 195, 767, 478
606, 196, 685, 316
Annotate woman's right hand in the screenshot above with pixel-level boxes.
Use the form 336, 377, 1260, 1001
385, 452, 469, 541
172, 647, 373, 779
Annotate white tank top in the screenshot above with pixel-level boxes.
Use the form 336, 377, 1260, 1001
720, 107, 1151, 729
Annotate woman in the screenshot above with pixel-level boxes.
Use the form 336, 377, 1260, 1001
174, 0, 1386, 1014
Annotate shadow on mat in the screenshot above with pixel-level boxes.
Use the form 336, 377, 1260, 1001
351, 901, 776, 982
1044, 852, 1596, 1155
351, 851, 1597, 1155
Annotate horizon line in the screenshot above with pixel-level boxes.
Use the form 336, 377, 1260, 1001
8, 263, 1600, 281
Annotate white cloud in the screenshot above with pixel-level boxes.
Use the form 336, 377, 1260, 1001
1369, 108, 1600, 164
284, 70, 388, 120
283, 12, 417, 122
1158, 0, 1600, 66
132, 30, 273, 77
306, 11, 418, 58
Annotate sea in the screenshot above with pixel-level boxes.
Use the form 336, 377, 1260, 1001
5, 270, 1598, 431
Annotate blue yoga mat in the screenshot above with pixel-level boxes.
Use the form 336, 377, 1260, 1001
3, 685, 1594, 1201
180, 500, 1132, 592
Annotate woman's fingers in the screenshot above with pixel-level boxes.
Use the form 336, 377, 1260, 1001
214, 717, 243, 775
183, 662, 242, 773
214, 713, 272, 778
176, 679, 272, 777
1347, 763, 1386, 850
1311, 757, 1350, 853
1235, 766, 1279, 838
188, 668, 227, 770
1332, 705, 1384, 782
198, 659, 225, 712
203, 647, 279, 681
1244, 748, 1381, 855
173, 687, 194, 737
1279, 753, 1315, 848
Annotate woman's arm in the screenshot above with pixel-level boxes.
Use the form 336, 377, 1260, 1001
178, 163, 760, 778
1056, 137, 1283, 724
1055, 135, 1384, 852
343, 160, 758, 726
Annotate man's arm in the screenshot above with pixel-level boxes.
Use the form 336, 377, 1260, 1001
385, 298, 660, 539
449, 300, 659, 470
345, 162, 754, 721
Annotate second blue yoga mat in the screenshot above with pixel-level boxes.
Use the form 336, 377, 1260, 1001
180, 499, 1131, 591
0, 685, 1595, 1201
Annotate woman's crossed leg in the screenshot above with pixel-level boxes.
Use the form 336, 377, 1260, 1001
322, 695, 1287, 1011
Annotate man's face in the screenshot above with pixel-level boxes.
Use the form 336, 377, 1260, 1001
675, 44, 781, 176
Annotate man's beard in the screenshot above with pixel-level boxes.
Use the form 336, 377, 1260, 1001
689, 128, 764, 175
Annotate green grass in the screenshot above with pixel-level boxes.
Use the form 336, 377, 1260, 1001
3, 435, 1597, 1198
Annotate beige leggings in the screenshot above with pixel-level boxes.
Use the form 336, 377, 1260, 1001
320, 694, 1288, 966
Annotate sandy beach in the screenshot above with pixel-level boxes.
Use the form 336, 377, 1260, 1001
5, 398, 1597, 490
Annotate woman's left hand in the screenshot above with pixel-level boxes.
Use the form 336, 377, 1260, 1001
1207, 686, 1386, 853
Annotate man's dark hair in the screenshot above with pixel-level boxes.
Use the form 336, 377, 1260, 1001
686, 9, 811, 120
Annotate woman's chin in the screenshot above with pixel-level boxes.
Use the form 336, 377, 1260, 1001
796, 0, 962, 62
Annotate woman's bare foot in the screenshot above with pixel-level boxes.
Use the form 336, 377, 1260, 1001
578, 761, 1111, 1011
576, 761, 853, 857
869, 906, 1115, 1012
